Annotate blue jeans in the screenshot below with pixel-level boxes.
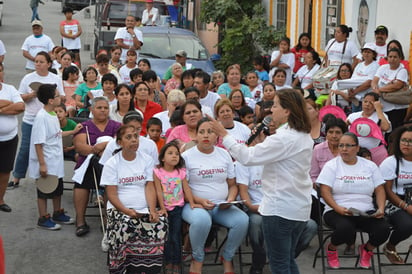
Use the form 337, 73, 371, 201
31, 6, 40, 21
248, 212, 266, 271
262, 215, 306, 274
182, 203, 249, 262
295, 219, 318, 258
164, 206, 183, 264
12, 122, 32, 180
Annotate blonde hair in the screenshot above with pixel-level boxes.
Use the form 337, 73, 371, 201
167, 89, 186, 103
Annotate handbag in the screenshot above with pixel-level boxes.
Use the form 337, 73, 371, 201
380, 67, 412, 104
381, 87, 412, 105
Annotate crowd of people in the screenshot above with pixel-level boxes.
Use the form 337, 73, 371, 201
1, 5, 412, 274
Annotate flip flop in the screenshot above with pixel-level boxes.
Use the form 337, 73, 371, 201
0, 204, 11, 212
75, 223, 90, 237
383, 244, 405, 264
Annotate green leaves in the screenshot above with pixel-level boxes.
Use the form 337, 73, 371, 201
200, 0, 285, 71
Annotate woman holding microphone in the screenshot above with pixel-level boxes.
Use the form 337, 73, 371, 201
210, 88, 313, 273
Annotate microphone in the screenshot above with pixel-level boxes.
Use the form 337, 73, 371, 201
246, 115, 272, 145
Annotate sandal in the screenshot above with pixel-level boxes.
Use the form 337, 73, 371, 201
383, 244, 405, 264
75, 223, 90, 237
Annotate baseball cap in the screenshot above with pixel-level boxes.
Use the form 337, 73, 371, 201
374, 25, 388, 35
176, 50, 187, 58
361, 43, 377, 53
32, 20, 43, 27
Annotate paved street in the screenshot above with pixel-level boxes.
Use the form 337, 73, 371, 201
0, 0, 411, 273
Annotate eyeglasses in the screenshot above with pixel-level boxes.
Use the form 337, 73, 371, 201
400, 138, 412, 146
338, 143, 357, 148
340, 69, 350, 73
54, 94, 60, 98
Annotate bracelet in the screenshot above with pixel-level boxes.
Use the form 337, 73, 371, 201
404, 203, 409, 210
399, 200, 404, 208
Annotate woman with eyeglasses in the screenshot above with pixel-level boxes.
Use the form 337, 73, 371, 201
325, 63, 353, 115
379, 126, 412, 264
317, 133, 390, 269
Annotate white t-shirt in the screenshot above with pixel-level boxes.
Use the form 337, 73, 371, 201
351, 61, 380, 100
0, 83, 24, 141
380, 155, 412, 195
19, 72, 65, 124
325, 39, 359, 68
375, 64, 409, 111
153, 110, 170, 137
295, 64, 320, 89
100, 151, 154, 212
182, 146, 235, 204
330, 81, 349, 108
142, 7, 159, 26
269, 51, 295, 86
114, 27, 144, 62
226, 121, 251, 145
28, 109, 64, 179
21, 34, 55, 70
317, 156, 384, 213
249, 84, 263, 102
0, 40, 6, 57
275, 84, 292, 90
97, 69, 122, 84
119, 64, 138, 85
200, 91, 220, 112
235, 162, 264, 205
99, 135, 158, 165
61, 20, 81, 50
202, 105, 214, 118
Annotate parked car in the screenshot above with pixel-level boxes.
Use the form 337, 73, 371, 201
94, 0, 215, 78
62, 0, 96, 11
0, 0, 3, 26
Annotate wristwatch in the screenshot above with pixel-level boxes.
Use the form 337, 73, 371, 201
132, 34, 136, 38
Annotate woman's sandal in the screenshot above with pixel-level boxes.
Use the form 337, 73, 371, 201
383, 244, 405, 264
75, 223, 90, 237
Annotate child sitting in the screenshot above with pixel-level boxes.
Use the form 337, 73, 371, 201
147, 117, 165, 152
55, 103, 83, 161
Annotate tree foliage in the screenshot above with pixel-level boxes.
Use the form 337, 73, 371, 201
200, 0, 285, 71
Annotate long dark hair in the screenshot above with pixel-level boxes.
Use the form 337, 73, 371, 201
114, 84, 135, 112
157, 140, 185, 170
295, 33, 314, 51
391, 126, 412, 162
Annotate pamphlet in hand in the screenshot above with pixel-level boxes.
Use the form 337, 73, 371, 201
217, 200, 246, 207
348, 207, 377, 217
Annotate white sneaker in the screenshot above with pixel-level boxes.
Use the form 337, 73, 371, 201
101, 234, 109, 252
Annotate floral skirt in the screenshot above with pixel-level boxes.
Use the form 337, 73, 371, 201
107, 208, 168, 274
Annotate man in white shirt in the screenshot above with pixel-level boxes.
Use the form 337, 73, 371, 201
114, 15, 143, 63
357, 25, 388, 62
0, 39, 6, 63
142, 0, 159, 26
21, 20, 55, 72
193, 70, 220, 112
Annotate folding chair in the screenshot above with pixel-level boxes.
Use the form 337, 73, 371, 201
375, 237, 412, 274
312, 190, 377, 273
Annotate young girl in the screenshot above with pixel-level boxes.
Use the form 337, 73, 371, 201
253, 56, 270, 84
269, 37, 295, 86
153, 141, 199, 274
291, 33, 314, 73
255, 83, 276, 118
62, 65, 80, 117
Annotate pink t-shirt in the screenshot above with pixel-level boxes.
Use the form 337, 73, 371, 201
154, 167, 186, 211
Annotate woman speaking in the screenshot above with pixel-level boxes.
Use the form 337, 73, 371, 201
210, 89, 313, 273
